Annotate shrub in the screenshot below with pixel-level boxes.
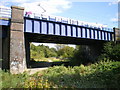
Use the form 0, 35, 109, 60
70, 45, 92, 66
24, 77, 53, 88
1, 59, 120, 88
35, 60, 120, 88
99, 42, 120, 61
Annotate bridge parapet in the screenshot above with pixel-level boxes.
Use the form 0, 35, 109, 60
0, 7, 11, 26
0, 6, 11, 18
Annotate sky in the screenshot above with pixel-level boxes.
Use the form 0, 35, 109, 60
0, 0, 119, 48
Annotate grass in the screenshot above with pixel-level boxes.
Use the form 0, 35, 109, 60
39, 59, 120, 88
0, 70, 29, 88
1, 59, 120, 88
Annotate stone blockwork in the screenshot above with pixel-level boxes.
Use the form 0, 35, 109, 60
80, 42, 104, 63
10, 6, 26, 74
114, 28, 120, 43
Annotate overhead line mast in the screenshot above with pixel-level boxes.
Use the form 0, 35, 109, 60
38, 4, 46, 13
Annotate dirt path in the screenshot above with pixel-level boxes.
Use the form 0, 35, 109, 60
26, 67, 48, 75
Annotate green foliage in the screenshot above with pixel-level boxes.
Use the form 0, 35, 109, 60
70, 45, 90, 65
71, 42, 120, 66
30, 43, 75, 61
2, 42, 120, 88
1, 60, 120, 88
30, 43, 58, 59
24, 77, 53, 88
0, 70, 29, 88
57, 46, 75, 59
31, 50, 45, 59
38, 60, 120, 88
99, 42, 120, 61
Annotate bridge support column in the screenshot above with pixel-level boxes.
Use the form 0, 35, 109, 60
114, 28, 120, 43
10, 6, 26, 74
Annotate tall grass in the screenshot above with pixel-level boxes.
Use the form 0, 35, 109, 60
1, 59, 120, 88
39, 59, 120, 88
0, 70, 29, 88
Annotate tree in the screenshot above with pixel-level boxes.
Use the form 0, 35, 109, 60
30, 44, 37, 52
30, 43, 58, 59
70, 45, 91, 65
100, 42, 120, 61
57, 46, 75, 59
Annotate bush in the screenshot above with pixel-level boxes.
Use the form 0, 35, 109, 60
70, 45, 91, 66
34, 60, 120, 88
1, 60, 120, 88
99, 42, 120, 61
24, 77, 53, 88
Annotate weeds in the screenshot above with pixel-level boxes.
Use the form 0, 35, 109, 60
1, 60, 120, 88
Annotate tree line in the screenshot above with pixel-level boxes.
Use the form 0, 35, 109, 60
30, 42, 120, 65
30, 43, 75, 60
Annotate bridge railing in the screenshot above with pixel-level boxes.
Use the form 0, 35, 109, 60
0, 7, 11, 18
24, 12, 113, 32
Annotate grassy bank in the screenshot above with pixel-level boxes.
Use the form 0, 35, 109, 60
1, 59, 120, 88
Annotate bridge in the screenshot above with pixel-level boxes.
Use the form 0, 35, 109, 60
0, 6, 120, 74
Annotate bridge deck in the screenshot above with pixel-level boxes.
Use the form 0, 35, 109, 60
0, 18, 10, 26
0, 6, 115, 42
0, 17, 115, 42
